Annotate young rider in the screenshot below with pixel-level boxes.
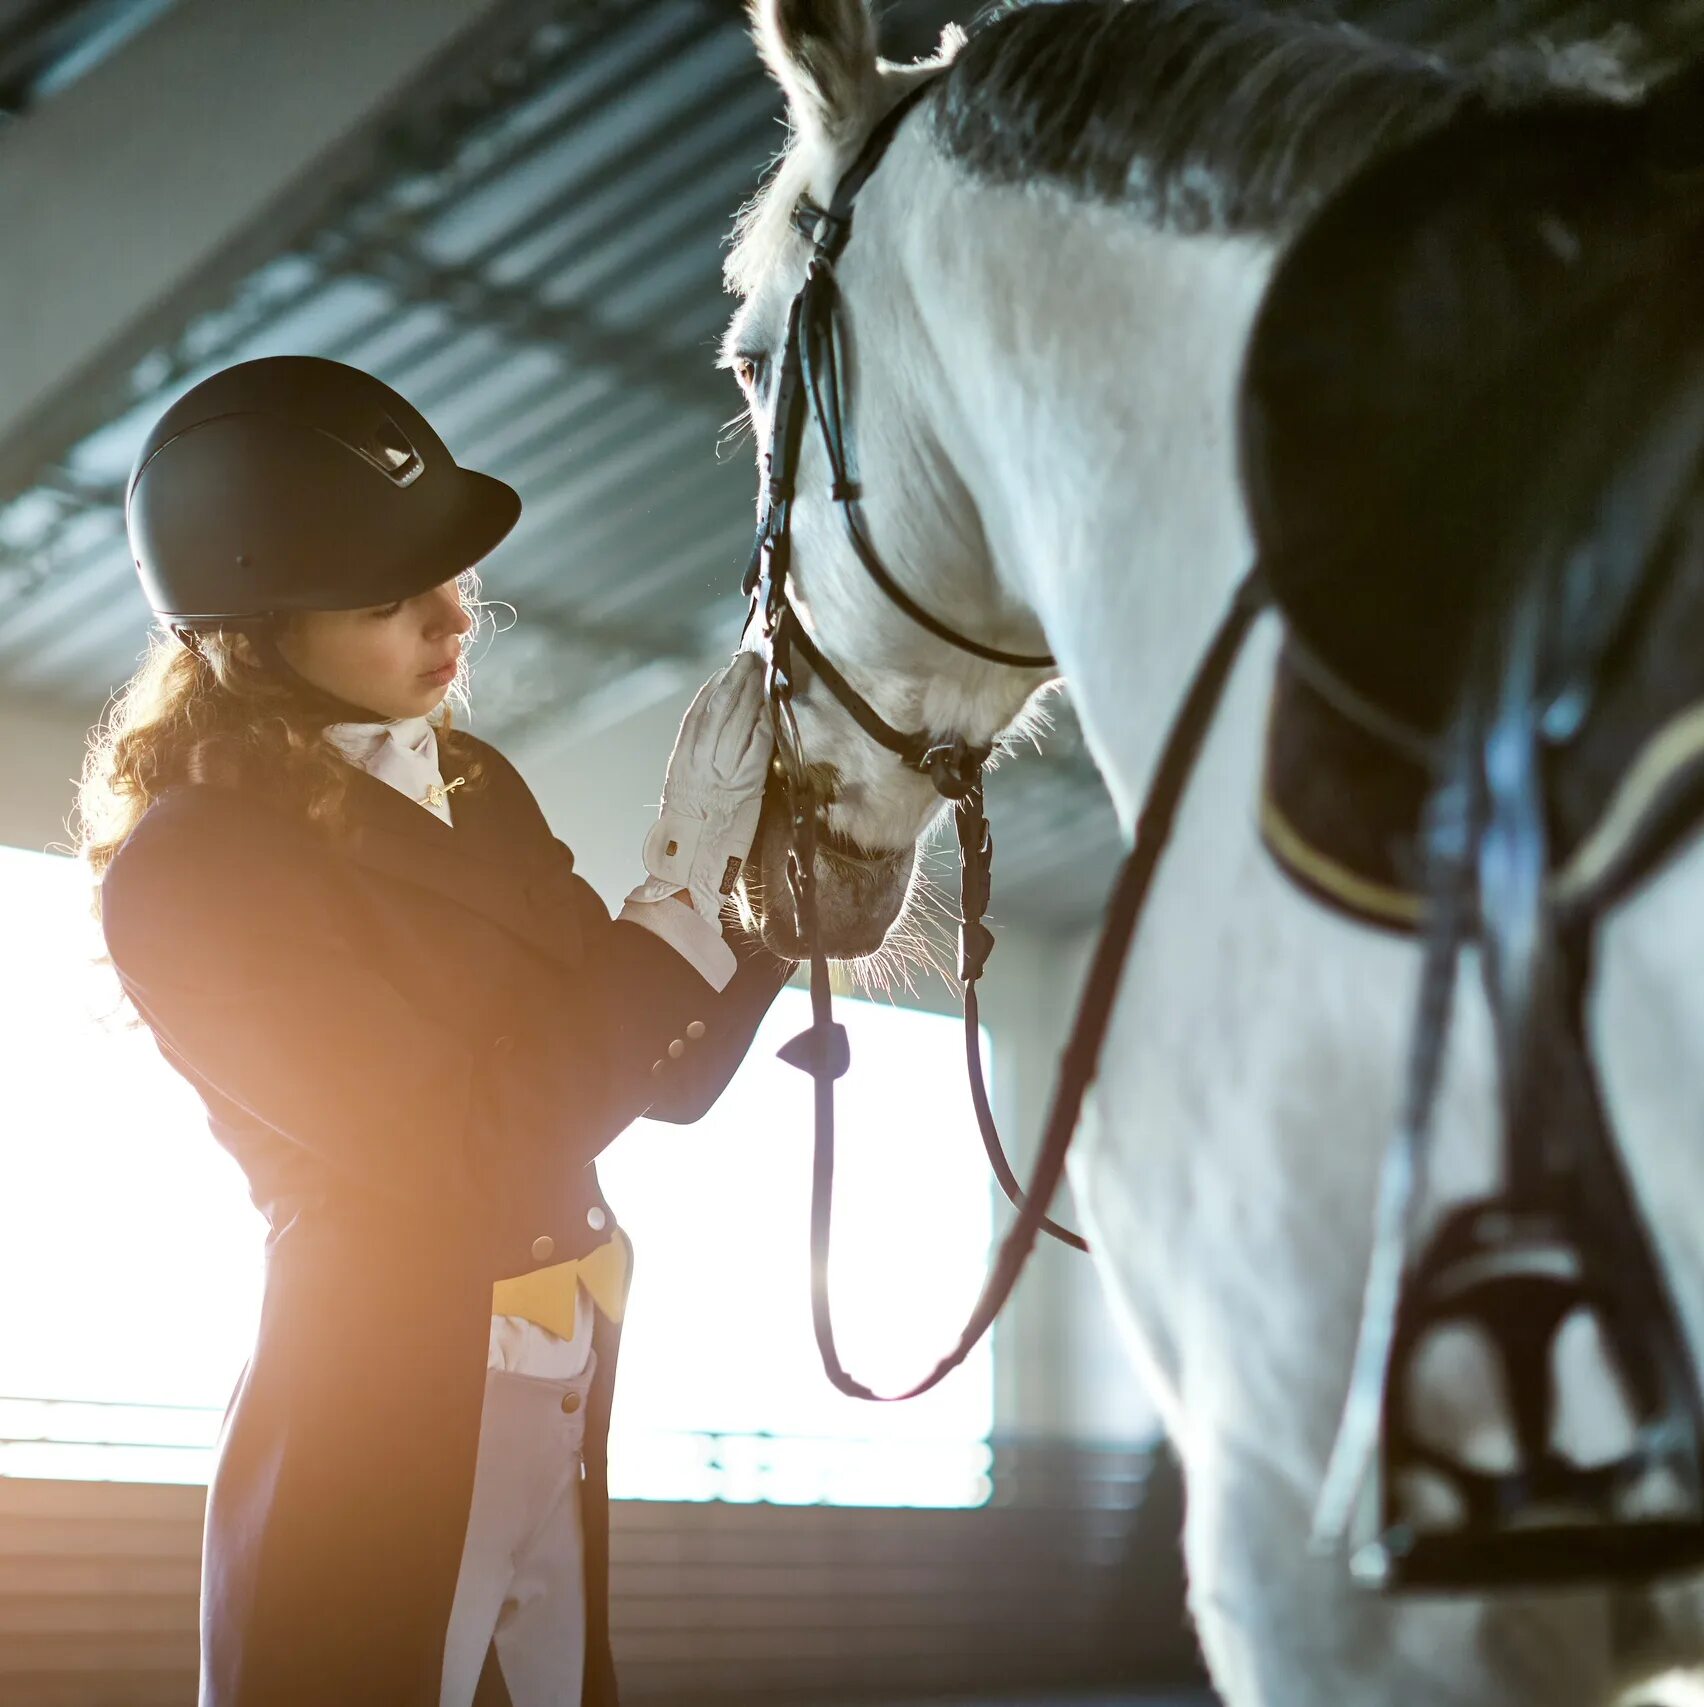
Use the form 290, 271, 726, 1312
79, 355, 794, 1707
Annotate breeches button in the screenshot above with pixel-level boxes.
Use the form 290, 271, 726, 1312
560, 1391, 582, 1415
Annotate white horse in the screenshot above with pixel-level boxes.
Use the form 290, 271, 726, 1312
722, 2, 1704, 1703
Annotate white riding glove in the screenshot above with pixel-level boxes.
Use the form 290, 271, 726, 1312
627, 652, 774, 925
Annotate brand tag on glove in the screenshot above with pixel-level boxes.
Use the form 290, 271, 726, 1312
720, 856, 742, 896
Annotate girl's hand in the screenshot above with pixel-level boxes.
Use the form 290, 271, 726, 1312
640, 653, 774, 922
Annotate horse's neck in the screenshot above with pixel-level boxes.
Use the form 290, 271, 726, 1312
911, 149, 1278, 819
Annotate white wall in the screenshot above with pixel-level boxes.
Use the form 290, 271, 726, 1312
0, 696, 93, 856
503, 688, 689, 907
509, 690, 1161, 1447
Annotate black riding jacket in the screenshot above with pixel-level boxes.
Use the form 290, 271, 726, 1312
100, 734, 794, 1707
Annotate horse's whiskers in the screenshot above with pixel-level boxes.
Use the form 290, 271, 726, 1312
715, 409, 755, 461
850, 936, 919, 999
851, 879, 959, 995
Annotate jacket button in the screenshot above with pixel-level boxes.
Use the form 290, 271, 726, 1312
531, 1235, 554, 1262
493, 1035, 515, 1054
685, 1020, 706, 1040
560, 1391, 582, 1415
667, 1038, 686, 1059
586, 1207, 607, 1232
651, 1059, 666, 1076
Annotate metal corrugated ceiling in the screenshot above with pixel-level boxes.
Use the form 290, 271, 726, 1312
0, 0, 176, 122
0, 0, 1699, 925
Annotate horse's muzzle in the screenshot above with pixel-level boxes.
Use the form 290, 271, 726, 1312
742, 771, 914, 960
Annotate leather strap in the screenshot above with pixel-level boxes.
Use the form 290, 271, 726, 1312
784, 567, 1268, 1400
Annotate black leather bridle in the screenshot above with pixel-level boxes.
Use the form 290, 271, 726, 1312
740, 74, 1267, 1401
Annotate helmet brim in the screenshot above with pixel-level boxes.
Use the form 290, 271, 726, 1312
307, 466, 522, 612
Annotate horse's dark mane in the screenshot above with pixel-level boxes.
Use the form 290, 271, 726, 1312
932, 1, 1525, 235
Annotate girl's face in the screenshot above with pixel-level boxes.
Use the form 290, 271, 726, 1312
278, 577, 473, 720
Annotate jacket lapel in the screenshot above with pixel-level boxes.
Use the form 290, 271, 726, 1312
337, 761, 582, 968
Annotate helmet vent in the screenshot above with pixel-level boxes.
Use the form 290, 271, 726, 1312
353, 415, 425, 487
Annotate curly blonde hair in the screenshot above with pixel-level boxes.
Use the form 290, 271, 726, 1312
76, 572, 490, 913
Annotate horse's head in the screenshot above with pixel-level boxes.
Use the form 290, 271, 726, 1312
725, 0, 1058, 963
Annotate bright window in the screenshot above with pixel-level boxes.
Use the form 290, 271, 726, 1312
0, 847, 992, 1506
600, 990, 993, 1506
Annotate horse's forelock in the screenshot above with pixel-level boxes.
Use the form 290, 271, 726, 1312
724, 139, 814, 300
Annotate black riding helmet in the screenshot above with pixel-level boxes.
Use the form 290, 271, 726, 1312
127, 354, 520, 628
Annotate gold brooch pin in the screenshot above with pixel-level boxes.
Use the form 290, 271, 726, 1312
421, 776, 466, 811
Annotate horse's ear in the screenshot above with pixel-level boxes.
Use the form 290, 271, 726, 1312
752, 0, 879, 139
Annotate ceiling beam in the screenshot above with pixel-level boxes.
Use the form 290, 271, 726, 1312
0, 0, 569, 504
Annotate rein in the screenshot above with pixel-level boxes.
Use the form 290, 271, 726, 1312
741, 74, 1274, 1399
761, 546, 1266, 1401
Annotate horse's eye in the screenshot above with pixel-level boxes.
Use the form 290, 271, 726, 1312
733, 354, 768, 395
